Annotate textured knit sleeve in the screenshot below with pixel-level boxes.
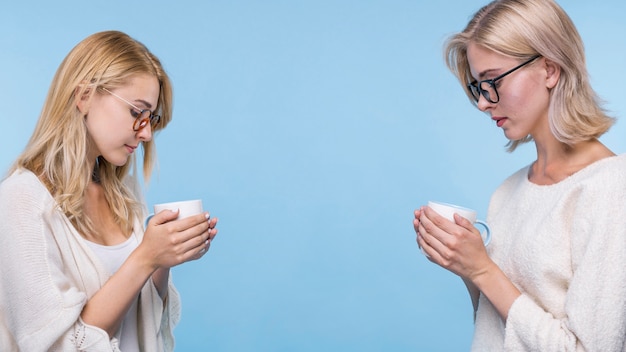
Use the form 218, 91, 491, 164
163, 281, 182, 351
503, 161, 626, 351
0, 171, 120, 352
135, 270, 181, 352
127, 175, 182, 351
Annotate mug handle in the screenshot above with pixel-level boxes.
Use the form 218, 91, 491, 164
145, 213, 155, 228
474, 220, 491, 247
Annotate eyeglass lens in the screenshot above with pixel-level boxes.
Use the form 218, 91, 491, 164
468, 55, 540, 104
131, 110, 159, 131
470, 82, 498, 103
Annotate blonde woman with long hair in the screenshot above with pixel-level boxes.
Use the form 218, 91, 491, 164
0, 31, 218, 351
413, 0, 626, 350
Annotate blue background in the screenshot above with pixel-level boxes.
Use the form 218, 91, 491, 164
1, 1, 624, 351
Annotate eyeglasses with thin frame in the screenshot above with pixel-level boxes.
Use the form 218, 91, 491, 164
467, 55, 541, 104
100, 87, 161, 131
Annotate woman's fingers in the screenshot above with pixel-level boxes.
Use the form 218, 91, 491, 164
147, 211, 220, 266
182, 216, 219, 260
207, 217, 219, 241
419, 208, 453, 249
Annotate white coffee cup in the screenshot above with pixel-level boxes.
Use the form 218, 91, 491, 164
428, 201, 491, 246
153, 199, 203, 220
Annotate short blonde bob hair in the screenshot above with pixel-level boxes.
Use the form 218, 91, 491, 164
11, 30, 173, 237
444, 0, 614, 151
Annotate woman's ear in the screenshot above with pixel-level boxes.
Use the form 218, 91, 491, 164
544, 58, 561, 89
75, 84, 92, 114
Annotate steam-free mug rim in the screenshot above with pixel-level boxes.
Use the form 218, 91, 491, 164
146, 199, 203, 226
428, 200, 475, 214
153, 199, 203, 211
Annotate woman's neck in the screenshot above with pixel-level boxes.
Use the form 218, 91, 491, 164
529, 139, 614, 185
82, 181, 129, 245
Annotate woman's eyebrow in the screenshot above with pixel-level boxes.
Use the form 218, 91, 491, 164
478, 68, 499, 80
133, 99, 153, 109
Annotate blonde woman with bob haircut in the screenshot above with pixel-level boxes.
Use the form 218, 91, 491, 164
413, 0, 626, 350
0, 31, 219, 351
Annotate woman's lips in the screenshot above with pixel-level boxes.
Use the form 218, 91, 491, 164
492, 117, 507, 127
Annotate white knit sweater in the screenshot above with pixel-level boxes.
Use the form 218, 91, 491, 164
0, 169, 181, 351
471, 154, 626, 351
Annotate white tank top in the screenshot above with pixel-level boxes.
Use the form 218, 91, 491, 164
84, 234, 140, 352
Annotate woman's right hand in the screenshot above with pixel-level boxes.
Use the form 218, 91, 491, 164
140, 209, 215, 270
414, 206, 492, 281
414, 206, 520, 320
80, 209, 216, 335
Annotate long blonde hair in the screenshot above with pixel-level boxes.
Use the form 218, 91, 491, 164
444, 0, 614, 151
11, 30, 173, 237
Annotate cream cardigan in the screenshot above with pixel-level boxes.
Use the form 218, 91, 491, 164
471, 154, 626, 351
0, 169, 181, 351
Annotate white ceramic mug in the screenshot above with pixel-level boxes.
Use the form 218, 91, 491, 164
428, 201, 491, 246
153, 199, 203, 220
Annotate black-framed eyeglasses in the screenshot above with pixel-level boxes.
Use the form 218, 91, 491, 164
101, 87, 161, 131
467, 55, 541, 104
